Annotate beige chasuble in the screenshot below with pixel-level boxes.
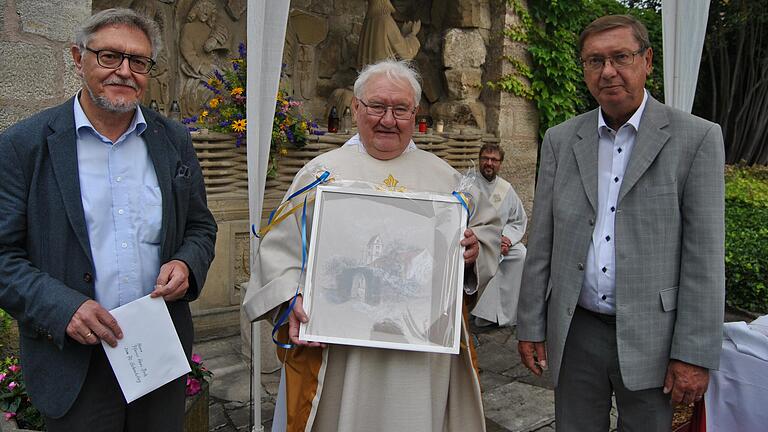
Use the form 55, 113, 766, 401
244, 143, 500, 432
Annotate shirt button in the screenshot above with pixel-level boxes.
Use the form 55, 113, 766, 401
602, 266, 607, 273
118, 208, 125, 215
116, 176, 122, 182
121, 242, 128, 248
617, 148, 623, 153
605, 235, 611, 241
601, 295, 607, 300
610, 206, 616, 212
614, 177, 619, 183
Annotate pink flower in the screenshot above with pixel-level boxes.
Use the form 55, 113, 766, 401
0, 373, 6, 382
191, 354, 202, 364
7, 382, 17, 391
8, 365, 20, 373
4, 412, 15, 421
185, 377, 201, 396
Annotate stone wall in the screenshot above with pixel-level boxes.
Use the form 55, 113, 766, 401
484, 0, 538, 219
0, 0, 92, 132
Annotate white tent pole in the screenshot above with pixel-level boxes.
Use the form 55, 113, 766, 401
246, 1, 290, 431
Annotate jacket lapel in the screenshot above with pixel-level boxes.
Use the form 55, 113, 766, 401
142, 110, 173, 260
46, 100, 93, 265
618, 96, 671, 203
572, 111, 599, 212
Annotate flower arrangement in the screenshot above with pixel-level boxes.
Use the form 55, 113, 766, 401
183, 42, 321, 178
0, 356, 44, 430
186, 353, 212, 397
183, 42, 248, 145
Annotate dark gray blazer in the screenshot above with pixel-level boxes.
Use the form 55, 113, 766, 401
517, 96, 725, 391
0, 98, 217, 418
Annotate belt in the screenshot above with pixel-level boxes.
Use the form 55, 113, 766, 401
577, 305, 616, 325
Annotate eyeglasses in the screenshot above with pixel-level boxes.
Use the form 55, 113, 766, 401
480, 156, 502, 163
581, 49, 645, 71
84, 47, 155, 74
358, 100, 416, 120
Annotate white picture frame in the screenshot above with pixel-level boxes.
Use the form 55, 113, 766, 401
299, 185, 467, 354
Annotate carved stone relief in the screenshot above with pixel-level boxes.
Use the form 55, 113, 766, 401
357, 0, 421, 68
179, 0, 231, 117
283, 10, 328, 102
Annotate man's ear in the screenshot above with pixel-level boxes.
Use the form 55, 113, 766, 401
71, 45, 84, 78
644, 47, 654, 76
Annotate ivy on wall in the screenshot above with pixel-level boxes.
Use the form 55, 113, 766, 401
491, 0, 663, 139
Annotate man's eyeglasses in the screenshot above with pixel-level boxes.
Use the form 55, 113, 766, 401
358, 100, 416, 120
480, 156, 502, 163
581, 49, 645, 71
84, 47, 155, 74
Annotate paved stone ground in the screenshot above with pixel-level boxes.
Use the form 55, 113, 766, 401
195, 309, 754, 431
194, 323, 617, 432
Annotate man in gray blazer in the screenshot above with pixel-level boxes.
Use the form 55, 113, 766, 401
0, 8, 216, 431
517, 15, 724, 431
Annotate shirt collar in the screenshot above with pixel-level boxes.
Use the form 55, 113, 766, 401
597, 89, 648, 133
73, 91, 147, 143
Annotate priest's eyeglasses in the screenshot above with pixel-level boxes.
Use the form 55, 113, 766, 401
358, 100, 416, 120
581, 49, 645, 71
85, 47, 155, 74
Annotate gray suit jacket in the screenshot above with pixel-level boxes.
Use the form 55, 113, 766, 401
0, 98, 217, 417
517, 95, 725, 391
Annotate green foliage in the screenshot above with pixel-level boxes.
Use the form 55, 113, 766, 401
0, 310, 12, 333
493, 0, 664, 138
724, 165, 768, 312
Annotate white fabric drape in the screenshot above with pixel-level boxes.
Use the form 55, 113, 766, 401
662, 0, 711, 112
246, 1, 290, 430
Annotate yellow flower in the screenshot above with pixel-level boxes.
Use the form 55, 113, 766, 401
208, 78, 222, 88
280, 148, 288, 156
208, 98, 220, 108
299, 121, 307, 131
201, 110, 209, 118
231, 87, 244, 96
231, 119, 247, 132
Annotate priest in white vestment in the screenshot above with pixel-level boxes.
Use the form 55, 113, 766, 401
243, 59, 500, 432
471, 143, 527, 327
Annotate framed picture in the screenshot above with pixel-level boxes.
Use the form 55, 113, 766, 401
299, 185, 467, 354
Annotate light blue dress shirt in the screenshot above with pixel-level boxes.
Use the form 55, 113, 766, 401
74, 95, 162, 311
579, 90, 649, 315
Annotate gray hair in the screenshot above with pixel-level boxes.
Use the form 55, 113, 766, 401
354, 59, 422, 107
75, 8, 162, 60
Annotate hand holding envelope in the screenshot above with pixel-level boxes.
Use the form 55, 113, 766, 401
101, 295, 191, 403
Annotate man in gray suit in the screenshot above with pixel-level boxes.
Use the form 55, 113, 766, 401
517, 15, 725, 430
0, 8, 216, 431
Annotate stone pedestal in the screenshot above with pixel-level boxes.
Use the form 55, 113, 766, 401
190, 132, 250, 340
184, 380, 210, 432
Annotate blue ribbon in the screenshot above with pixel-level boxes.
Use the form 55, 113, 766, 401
255, 171, 330, 349
252, 170, 331, 238
452, 191, 474, 221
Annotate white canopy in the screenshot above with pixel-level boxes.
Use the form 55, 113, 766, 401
245, 1, 290, 430
662, 0, 711, 112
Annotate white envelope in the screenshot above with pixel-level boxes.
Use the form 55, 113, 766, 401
102, 295, 191, 403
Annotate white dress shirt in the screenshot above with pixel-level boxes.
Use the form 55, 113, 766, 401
74, 95, 162, 311
579, 90, 649, 315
